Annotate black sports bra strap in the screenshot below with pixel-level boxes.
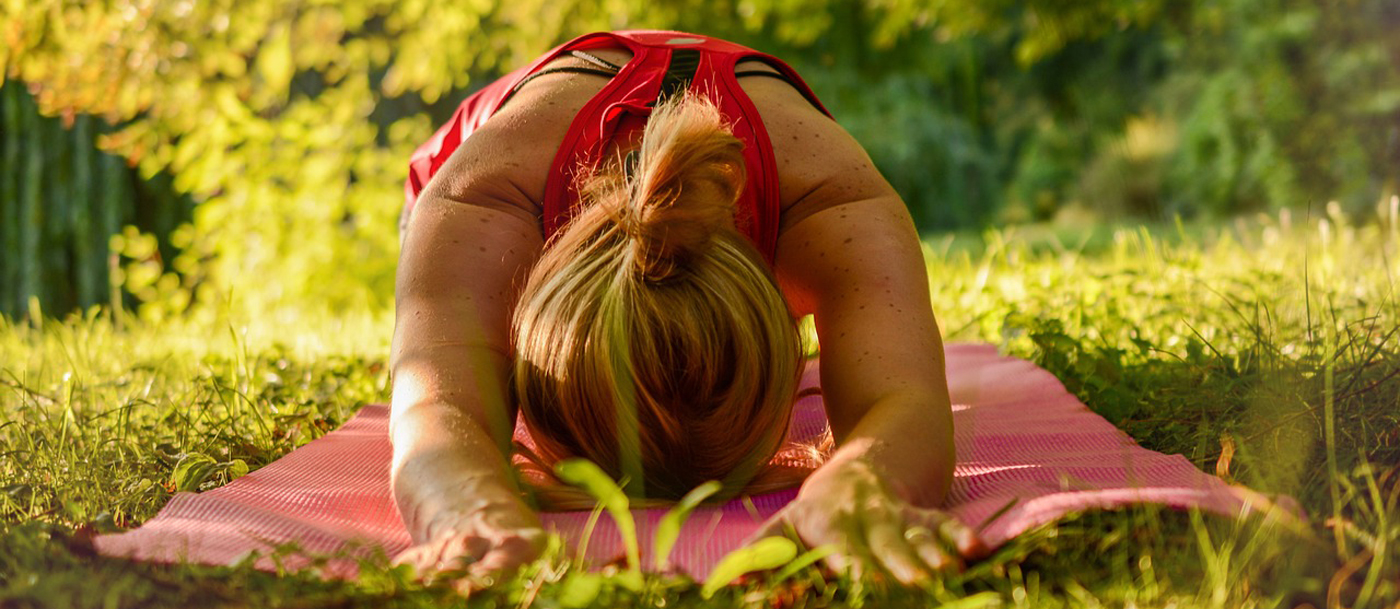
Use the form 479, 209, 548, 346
734, 57, 828, 116
509, 66, 619, 96
734, 70, 796, 83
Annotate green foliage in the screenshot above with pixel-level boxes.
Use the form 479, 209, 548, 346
930, 211, 1400, 510
551, 461, 818, 591
1157, 0, 1400, 218
654, 481, 722, 571
821, 61, 1003, 229
169, 454, 248, 493
550, 459, 823, 600
770, 544, 837, 584
5, 0, 1397, 318
0, 81, 193, 321
700, 537, 799, 599
553, 458, 642, 585
0, 308, 392, 526
5, 0, 495, 319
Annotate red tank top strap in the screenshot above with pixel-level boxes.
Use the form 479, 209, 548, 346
402, 34, 615, 222
402, 63, 523, 217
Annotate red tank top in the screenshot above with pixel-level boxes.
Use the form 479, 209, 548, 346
403, 30, 833, 264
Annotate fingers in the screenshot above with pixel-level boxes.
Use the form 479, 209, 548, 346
735, 497, 989, 588
931, 513, 989, 559
392, 527, 544, 585
861, 507, 987, 585
817, 509, 869, 581
865, 503, 986, 584
466, 528, 546, 577
438, 535, 493, 572
747, 505, 861, 580
391, 545, 436, 573
864, 516, 931, 585
392, 534, 489, 577
904, 524, 959, 573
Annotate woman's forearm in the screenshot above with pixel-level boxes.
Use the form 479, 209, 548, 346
387, 341, 536, 542
388, 304, 535, 542
390, 400, 537, 542
808, 392, 956, 509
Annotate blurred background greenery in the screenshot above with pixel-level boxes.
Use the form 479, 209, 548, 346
1, 0, 1397, 322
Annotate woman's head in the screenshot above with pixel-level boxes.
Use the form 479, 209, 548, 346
512, 91, 804, 500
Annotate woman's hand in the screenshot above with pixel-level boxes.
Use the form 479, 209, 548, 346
748, 459, 987, 585
391, 481, 546, 585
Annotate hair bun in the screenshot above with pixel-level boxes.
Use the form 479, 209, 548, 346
593, 92, 748, 282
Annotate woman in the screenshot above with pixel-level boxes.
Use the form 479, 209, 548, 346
389, 30, 985, 585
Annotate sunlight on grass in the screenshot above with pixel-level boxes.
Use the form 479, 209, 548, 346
2, 209, 1397, 607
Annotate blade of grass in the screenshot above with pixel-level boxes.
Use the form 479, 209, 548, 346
700, 536, 797, 599
652, 480, 720, 571
553, 459, 639, 580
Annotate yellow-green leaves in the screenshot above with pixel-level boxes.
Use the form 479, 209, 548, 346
556, 572, 605, 608
771, 544, 837, 584
554, 459, 640, 580
551, 459, 829, 596
170, 453, 218, 492
254, 25, 294, 108
170, 454, 248, 492
653, 480, 721, 571
553, 461, 817, 595
700, 536, 799, 599
5, 0, 1397, 324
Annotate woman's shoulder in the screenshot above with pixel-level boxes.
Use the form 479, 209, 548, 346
419, 62, 619, 220
736, 71, 891, 236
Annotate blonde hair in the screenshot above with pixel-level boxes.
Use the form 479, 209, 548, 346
511, 91, 808, 506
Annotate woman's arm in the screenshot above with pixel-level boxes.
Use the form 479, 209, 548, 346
773, 190, 986, 578
390, 188, 545, 576
776, 191, 953, 508
388, 80, 587, 575
747, 76, 985, 582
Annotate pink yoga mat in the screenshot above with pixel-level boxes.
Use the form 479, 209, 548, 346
95, 344, 1290, 580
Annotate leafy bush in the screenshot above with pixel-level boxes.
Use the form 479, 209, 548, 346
3, 0, 1396, 318
1157, 0, 1400, 217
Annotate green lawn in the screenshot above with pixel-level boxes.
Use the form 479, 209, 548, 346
2, 211, 1397, 608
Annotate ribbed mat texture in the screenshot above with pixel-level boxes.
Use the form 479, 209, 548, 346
95, 344, 1285, 579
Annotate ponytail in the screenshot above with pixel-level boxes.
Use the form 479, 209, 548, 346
583, 92, 748, 282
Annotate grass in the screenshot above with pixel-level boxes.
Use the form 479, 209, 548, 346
2, 206, 1398, 608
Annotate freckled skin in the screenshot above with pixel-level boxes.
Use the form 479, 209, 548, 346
391, 46, 969, 583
